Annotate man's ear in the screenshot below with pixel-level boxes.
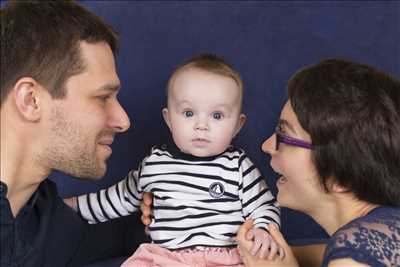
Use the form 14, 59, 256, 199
234, 114, 246, 137
14, 77, 43, 122
162, 108, 172, 130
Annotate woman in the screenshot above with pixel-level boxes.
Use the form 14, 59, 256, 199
237, 59, 400, 267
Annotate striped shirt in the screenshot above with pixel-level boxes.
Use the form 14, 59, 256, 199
77, 144, 280, 249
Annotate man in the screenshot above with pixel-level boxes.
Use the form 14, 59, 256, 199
1, 1, 148, 266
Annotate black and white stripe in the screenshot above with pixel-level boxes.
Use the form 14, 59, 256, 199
78, 145, 280, 249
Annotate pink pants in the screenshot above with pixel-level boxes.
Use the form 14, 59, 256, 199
121, 243, 244, 267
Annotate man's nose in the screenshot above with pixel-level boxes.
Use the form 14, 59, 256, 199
108, 101, 131, 133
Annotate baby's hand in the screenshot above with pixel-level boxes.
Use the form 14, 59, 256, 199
246, 227, 284, 260
63, 196, 78, 211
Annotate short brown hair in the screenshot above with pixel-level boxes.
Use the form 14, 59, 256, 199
1, 0, 119, 104
167, 53, 243, 107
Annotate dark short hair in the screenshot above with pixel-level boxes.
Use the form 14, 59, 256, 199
288, 59, 400, 206
1, 0, 119, 104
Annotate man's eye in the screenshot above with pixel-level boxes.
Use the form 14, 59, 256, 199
99, 95, 111, 101
213, 112, 222, 120
184, 111, 194, 117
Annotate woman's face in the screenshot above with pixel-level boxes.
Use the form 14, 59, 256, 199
262, 101, 327, 213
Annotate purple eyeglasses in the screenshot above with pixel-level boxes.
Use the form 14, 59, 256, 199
275, 126, 313, 150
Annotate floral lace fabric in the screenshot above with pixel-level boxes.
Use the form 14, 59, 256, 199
322, 206, 400, 267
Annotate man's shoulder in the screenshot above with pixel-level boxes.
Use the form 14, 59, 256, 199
38, 179, 58, 194
36, 179, 88, 231
37, 179, 65, 207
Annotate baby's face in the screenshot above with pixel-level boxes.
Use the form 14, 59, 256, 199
163, 68, 245, 157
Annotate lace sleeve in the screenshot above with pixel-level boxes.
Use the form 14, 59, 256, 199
322, 208, 400, 267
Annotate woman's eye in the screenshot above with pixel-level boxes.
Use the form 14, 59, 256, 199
213, 112, 222, 120
184, 111, 194, 117
276, 124, 283, 132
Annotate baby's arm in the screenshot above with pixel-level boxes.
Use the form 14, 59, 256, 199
64, 168, 143, 224
77, 169, 142, 223
238, 153, 282, 259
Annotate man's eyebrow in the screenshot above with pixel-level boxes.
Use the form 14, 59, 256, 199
97, 83, 120, 92
278, 119, 297, 134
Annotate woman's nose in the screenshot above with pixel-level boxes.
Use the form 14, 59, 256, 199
261, 134, 276, 155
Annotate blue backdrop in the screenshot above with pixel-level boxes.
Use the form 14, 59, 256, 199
50, 1, 399, 241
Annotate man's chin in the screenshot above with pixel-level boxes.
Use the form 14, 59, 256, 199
92, 163, 107, 179
88, 154, 108, 179
77, 164, 107, 180
91, 171, 106, 180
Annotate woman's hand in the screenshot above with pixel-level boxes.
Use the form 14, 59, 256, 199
237, 220, 300, 267
247, 227, 284, 260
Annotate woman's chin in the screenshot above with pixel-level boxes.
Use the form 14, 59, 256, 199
276, 191, 290, 208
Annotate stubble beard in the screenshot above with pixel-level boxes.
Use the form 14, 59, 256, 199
39, 106, 107, 180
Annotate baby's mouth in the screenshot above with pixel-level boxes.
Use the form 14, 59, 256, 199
193, 138, 209, 142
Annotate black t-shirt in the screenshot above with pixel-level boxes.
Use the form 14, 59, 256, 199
0, 180, 149, 267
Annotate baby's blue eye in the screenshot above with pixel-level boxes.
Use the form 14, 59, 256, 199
184, 111, 194, 117
213, 112, 222, 120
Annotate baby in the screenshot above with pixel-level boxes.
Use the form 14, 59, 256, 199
73, 54, 281, 266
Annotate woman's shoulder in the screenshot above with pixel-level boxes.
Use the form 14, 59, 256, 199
323, 206, 400, 267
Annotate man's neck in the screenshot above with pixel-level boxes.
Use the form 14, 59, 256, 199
1, 92, 51, 217
4, 180, 41, 217
1, 160, 48, 217
1, 132, 49, 217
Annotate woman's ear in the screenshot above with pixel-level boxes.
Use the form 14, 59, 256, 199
331, 183, 348, 193
14, 77, 43, 122
234, 114, 246, 137
326, 178, 348, 193
162, 108, 172, 130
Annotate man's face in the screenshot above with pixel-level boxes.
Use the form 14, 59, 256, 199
163, 68, 245, 157
39, 41, 130, 179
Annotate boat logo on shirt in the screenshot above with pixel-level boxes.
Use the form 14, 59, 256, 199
209, 182, 224, 198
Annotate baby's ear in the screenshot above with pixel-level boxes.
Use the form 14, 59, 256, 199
162, 108, 172, 130
234, 114, 246, 137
